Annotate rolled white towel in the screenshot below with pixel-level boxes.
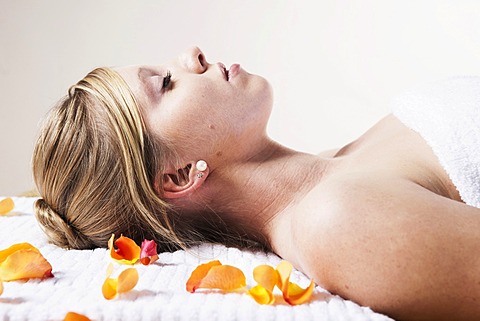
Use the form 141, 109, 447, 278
392, 76, 480, 208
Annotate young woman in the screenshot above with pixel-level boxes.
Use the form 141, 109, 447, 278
33, 46, 480, 321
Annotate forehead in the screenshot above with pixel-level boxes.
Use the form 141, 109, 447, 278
114, 65, 154, 109
114, 66, 141, 94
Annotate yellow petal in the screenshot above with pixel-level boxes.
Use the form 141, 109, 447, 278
275, 260, 314, 305
284, 279, 315, 305
63, 312, 92, 321
108, 234, 140, 265
0, 249, 53, 281
0, 198, 14, 215
102, 267, 138, 300
0, 278, 3, 296
105, 262, 114, 278
0, 243, 38, 264
253, 264, 278, 292
102, 277, 118, 300
117, 268, 139, 293
197, 265, 246, 291
276, 260, 292, 294
186, 260, 222, 292
248, 284, 275, 305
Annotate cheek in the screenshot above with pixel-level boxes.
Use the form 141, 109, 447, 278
151, 77, 273, 152
156, 99, 220, 148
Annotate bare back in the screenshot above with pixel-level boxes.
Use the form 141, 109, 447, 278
271, 114, 480, 321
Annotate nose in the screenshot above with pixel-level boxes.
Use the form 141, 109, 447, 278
178, 46, 208, 74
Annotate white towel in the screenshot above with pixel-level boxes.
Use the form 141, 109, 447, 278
392, 76, 480, 208
0, 197, 394, 321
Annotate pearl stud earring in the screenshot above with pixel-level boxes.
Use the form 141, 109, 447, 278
196, 160, 208, 172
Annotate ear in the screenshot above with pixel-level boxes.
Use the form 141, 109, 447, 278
156, 162, 209, 199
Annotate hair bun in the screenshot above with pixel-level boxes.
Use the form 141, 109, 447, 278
34, 198, 80, 249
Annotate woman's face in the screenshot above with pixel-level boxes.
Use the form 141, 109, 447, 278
115, 46, 273, 165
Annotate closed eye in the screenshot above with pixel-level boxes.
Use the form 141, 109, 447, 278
162, 70, 172, 90
152, 70, 173, 94
138, 67, 174, 99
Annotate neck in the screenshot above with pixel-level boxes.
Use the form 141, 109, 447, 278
201, 139, 329, 249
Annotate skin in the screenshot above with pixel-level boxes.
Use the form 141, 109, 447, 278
116, 47, 480, 321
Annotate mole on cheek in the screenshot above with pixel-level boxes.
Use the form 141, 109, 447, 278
208, 124, 215, 130
216, 151, 223, 157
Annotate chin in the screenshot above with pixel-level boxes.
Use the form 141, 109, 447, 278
250, 75, 274, 112
250, 79, 274, 133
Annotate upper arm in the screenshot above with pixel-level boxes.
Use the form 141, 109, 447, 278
297, 178, 480, 321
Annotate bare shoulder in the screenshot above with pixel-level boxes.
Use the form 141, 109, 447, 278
293, 175, 480, 321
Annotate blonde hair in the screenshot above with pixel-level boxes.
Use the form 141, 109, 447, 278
33, 67, 267, 251
33, 67, 187, 250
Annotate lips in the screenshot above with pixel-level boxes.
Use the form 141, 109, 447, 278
228, 64, 240, 80
217, 63, 229, 81
217, 62, 240, 81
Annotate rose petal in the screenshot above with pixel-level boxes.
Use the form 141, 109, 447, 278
140, 254, 159, 265
108, 234, 140, 264
105, 262, 114, 277
140, 239, 157, 257
276, 260, 292, 294
0, 198, 14, 215
248, 284, 275, 305
102, 277, 118, 300
284, 279, 315, 305
117, 268, 139, 293
63, 312, 92, 321
196, 265, 246, 291
253, 264, 278, 292
102, 267, 138, 300
0, 249, 53, 281
0, 243, 38, 264
275, 260, 314, 305
247, 264, 278, 304
186, 260, 222, 292
140, 239, 159, 265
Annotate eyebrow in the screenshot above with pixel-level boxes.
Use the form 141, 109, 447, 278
137, 67, 160, 103
137, 67, 151, 83
137, 67, 154, 95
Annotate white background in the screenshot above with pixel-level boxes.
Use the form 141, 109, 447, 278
2, 0, 480, 195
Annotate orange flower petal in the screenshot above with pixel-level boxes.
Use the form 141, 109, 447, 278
253, 264, 278, 292
102, 267, 138, 300
140, 239, 159, 265
275, 260, 314, 305
276, 260, 292, 294
0, 243, 38, 264
117, 268, 139, 293
0, 249, 53, 281
102, 277, 118, 300
248, 264, 278, 304
186, 260, 222, 292
63, 312, 92, 321
0, 198, 14, 215
105, 262, 114, 278
108, 234, 140, 264
196, 265, 246, 291
140, 255, 159, 265
248, 284, 275, 305
284, 279, 315, 305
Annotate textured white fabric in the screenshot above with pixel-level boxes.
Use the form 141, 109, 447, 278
0, 197, 393, 321
392, 76, 480, 208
